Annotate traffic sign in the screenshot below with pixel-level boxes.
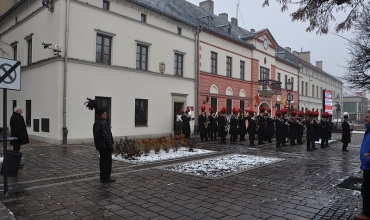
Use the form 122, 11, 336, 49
0, 58, 21, 91
287, 93, 293, 101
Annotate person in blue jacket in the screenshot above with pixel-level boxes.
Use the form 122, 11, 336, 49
355, 111, 370, 220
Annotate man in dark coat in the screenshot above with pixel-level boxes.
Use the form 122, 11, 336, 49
265, 109, 274, 143
181, 110, 191, 139
306, 110, 318, 151
281, 108, 289, 146
320, 112, 330, 149
296, 111, 305, 145
238, 109, 247, 141
257, 106, 266, 145
289, 110, 298, 146
198, 106, 208, 142
229, 108, 239, 143
217, 107, 228, 144
93, 107, 115, 183
208, 107, 217, 141
10, 106, 29, 168
341, 113, 353, 152
274, 110, 284, 148
10, 106, 29, 151
246, 110, 256, 146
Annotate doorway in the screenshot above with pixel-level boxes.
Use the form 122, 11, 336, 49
174, 102, 183, 135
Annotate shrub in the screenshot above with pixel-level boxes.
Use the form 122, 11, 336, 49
114, 137, 142, 160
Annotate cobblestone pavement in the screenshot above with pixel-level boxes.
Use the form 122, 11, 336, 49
0, 132, 365, 220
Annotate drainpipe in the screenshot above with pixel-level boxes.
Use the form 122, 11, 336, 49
194, 25, 202, 134
62, 0, 70, 145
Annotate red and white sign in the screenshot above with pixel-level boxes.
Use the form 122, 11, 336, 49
324, 90, 333, 114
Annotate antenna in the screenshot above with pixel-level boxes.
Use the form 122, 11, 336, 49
236, 0, 240, 20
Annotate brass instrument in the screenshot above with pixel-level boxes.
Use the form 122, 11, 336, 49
214, 111, 219, 118
256, 117, 259, 131
204, 115, 210, 128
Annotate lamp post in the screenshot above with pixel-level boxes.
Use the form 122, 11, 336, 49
335, 94, 341, 128
285, 79, 293, 116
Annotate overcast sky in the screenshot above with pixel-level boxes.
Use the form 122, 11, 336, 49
186, 0, 355, 80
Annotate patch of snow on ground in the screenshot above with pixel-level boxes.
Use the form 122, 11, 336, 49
112, 147, 214, 163
353, 131, 365, 134
163, 154, 283, 178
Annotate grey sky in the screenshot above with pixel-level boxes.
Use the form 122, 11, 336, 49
186, 0, 355, 79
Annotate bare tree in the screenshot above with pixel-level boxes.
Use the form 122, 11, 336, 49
0, 38, 10, 57
342, 3, 370, 90
262, 0, 366, 34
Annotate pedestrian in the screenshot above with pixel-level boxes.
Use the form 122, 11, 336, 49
9, 106, 29, 168
265, 108, 274, 143
198, 106, 209, 142
296, 111, 305, 145
84, 98, 115, 183
208, 107, 217, 141
320, 112, 330, 148
281, 108, 289, 146
238, 108, 247, 141
180, 109, 191, 139
341, 112, 353, 152
229, 108, 238, 143
305, 110, 318, 151
354, 111, 370, 220
217, 107, 227, 144
246, 109, 256, 146
326, 113, 335, 147
274, 110, 284, 148
289, 110, 298, 146
257, 106, 266, 145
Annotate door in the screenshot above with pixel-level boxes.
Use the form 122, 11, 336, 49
174, 102, 183, 135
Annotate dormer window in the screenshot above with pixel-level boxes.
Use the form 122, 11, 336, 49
141, 13, 146, 23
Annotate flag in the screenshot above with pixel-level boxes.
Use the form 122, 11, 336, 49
281, 96, 287, 106
255, 94, 260, 105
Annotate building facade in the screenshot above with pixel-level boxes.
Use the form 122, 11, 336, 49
342, 86, 368, 122
294, 51, 343, 119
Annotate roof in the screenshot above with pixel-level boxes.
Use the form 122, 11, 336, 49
298, 58, 343, 84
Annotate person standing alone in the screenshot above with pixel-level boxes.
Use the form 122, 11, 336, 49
341, 113, 353, 152
10, 106, 29, 168
354, 111, 370, 220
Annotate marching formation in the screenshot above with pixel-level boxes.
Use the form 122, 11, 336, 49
179, 105, 346, 152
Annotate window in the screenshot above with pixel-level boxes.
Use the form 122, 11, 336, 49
343, 102, 357, 112
174, 53, 183, 76
226, 56, 232, 77
291, 77, 294, 90
177, 27, 182, 35
103, 0, 109, 10
320, 87, 322, 98
135, 99, 148, 126
277, 72, 281, 82
260, 67, 270, 90
312, 85, 314, 97
240, 100, 245, 111
12, 44, 17, 60
12, 100, 16, 111
211, 52, 217, 74
284, 75, 287, 87
26, 100, 31, 127
211, 98, 217, 112
141, 13, 146, 22
301, 81, 304, 95
226, 99, 232, 115
96, 34, 112, 64
136, 44, 148, 70
240, 60, 245, 80
316, 86, 319, 98
27, 38, 32, 65
305, 82, 308, 96
94, 96, 111, 125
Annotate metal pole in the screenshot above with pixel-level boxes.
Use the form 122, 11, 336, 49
288, 92, 291, 116
3, 89, 8, 196
63, 0, 70, 145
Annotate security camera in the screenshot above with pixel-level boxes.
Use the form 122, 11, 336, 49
42, 42, 52, 49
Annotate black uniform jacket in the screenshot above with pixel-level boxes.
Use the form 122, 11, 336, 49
93, 118, 114, 151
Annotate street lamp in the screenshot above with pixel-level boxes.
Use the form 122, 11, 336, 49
285, 78, 293, 116
335, 94, 341, 128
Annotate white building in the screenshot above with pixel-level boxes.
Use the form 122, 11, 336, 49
293, 50, 343, 118
0, 0, 198, 144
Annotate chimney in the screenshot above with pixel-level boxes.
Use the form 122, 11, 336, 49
285, 47, 291, 53
231, 17, 238, 26
199, 0, 214, 15
293, 51, 311, 63
250, 28, 255, 33
219, 13, 228, 21
316, 61, 323, 70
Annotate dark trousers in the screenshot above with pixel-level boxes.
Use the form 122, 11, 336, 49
325, 138, 329, 146
297, 136, 303, 144
200, 133, 208, 141
267, 135, 272, 143
282, 138, 287, 146
183, 133, 190, 139
99, 148, 112, 181
258, 135, 263, 144
239, 132, 246, 141
220, 135, 226, 143
249, 134, 255, 146
230, 133, 237, 142
290, 138, 296, 145
307, 141, 315, 150
321, 138, 328, 147
209, 132, 217, 140
12, 144, 21, 152
276, 139, 282, 147
362, 170, 370, 217
342, 142, 349, 150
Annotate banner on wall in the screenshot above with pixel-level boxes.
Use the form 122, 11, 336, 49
324, 90, 333, 114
